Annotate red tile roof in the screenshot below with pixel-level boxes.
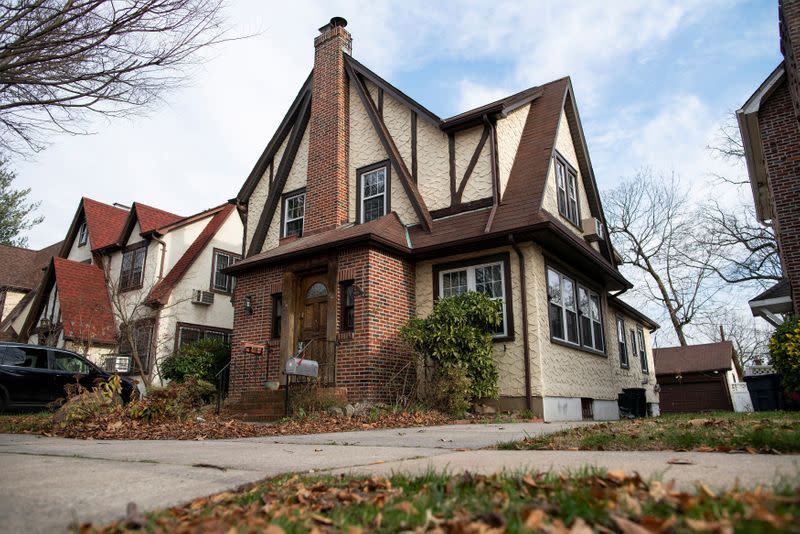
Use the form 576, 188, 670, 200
52, 257, 116, 344
147, 204, 235, 306
0, 241, 61, 291
654, 341, 735, 375
134, 203, 184, 235
82, 198, 129, 251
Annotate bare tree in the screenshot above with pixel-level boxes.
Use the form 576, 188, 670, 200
604, 170, 719, 346
697, 307, 772, 371
0, 0, 236, 154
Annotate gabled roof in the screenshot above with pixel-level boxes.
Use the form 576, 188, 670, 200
78, 198, 129, 252
115, 202, 183, 246
654, 341, 735, 375
0, 241, 61, 291
51, 258, 116, 344
147, 203, 236, 306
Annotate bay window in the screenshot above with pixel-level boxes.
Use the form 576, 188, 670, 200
547, 266, 605, 353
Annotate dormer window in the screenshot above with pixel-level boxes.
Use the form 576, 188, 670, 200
555, 155, 580, 226
78, 222, 88, 247
282, 189, 305, 238
358, 161, 390, 223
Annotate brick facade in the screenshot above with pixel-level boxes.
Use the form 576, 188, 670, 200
229, 246, 416, 403
759, 79, 800, 314
305, 22, 351, 235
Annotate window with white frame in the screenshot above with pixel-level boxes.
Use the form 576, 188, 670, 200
283, 192, 305, 237
636, 326, 648, 372
555, 156, 580, 226
78, 222, 89, 247
212, 250, 240, 293
547, 268, 579, 344
616, 316, 628, 368
547, 266, 604, 352
438, 259, 508, 337
578, 285, 604, 351
360, 165, 387, 223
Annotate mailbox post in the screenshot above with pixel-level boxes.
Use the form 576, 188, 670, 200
284, 354, 319, 416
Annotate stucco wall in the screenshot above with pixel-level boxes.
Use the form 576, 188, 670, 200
2, 290, 25, 321
541, 111, 593, 238
414, 244, 541, 398
415, 116, 450, 211
454, 125, 493, 204
349, 83, 417, 225
246, 135, 289, 254
496, 104, 530, 200
66, 221, 93, 263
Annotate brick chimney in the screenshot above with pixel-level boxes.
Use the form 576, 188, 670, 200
304, 17, 352, 235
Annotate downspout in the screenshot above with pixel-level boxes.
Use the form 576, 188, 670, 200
509, 234, 533, 411
153, 235, 167, 281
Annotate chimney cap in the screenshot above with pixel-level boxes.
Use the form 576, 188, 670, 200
319, 16, 348, 33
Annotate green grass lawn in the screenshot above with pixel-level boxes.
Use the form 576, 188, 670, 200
77, 470, 800, 533
500, 411, 800, 453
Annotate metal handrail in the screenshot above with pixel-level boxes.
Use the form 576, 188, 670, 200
215, 360, 232, 415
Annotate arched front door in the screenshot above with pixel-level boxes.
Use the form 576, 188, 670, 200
297, 274, 334, 383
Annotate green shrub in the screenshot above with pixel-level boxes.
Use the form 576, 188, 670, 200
402, 291, 501, 402
769, 316, 800, 396
418, 365, 471, 416
161, 339, 230, 384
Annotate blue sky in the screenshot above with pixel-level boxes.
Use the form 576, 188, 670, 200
16, 0, 780, 251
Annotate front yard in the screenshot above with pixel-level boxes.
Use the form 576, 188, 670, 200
500, 412, 800, 453
77, 470, 800, 533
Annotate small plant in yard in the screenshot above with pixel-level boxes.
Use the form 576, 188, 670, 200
160, 338, 231, 384
769, 315, 800, 400
76, 470, 800, 533
402, 291, 501, 415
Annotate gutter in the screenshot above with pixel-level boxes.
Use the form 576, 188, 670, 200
508, 234, 533, 411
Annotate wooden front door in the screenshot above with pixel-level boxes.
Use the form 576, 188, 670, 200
297, 274, 334, 384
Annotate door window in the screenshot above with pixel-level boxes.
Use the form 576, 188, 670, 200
52, 352, 93, 374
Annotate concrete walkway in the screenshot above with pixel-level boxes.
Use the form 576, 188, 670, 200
1, 422, 798, 533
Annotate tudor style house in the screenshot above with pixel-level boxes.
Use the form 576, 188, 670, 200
21, 197, 243, 384
0, 241, 62, 340
739, 0, 800, 324
226, 18, 659, 421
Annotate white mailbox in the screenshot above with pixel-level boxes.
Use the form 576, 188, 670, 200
285, 357, 319, 378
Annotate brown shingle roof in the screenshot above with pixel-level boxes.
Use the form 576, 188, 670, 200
0, 241, 62, 291
654, 341, 735, 375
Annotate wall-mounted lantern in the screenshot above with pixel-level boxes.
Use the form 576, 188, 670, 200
244, 295, 253, 315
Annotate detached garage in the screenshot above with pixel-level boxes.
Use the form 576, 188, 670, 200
654, 341, 740, 413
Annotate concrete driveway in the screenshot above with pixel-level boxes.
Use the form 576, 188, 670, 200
1, 422, 798, 533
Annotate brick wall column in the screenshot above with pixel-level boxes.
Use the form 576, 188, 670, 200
305, 19, 352, 235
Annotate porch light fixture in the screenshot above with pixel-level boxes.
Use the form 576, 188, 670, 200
244, 296, 253, 315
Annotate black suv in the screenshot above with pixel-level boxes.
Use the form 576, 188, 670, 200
0, 342, 135, 410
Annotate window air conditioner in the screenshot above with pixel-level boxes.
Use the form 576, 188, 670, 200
191, 290, 215, 305
582, 217, 604, 242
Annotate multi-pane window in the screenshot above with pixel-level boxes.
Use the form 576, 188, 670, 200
177, 325, 231, 348
578, 286, 604, 351
212, 250, 240, 293
341, 282, 355, 331
438, 261, 507, 337
283, 192, 305, 237
555, 156, 580, 226
636, 326, 648, 372
119, 244, 146, 291
360, 166, 387, 223
78, 222, 89, 247
547, 266, 604, 352
272, 294, 283, 338
120, 322, 154, 373
616, 316, 629, 368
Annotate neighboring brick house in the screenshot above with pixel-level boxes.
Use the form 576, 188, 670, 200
739, 0, 800, 323
21, 197, 243, 385
226, 18, 660, 421
0, 241, 62, 340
